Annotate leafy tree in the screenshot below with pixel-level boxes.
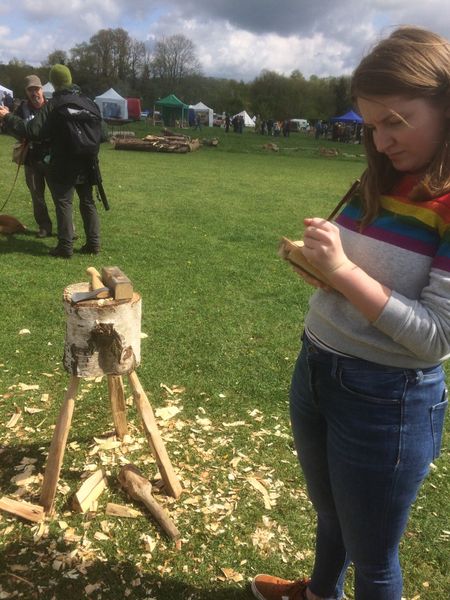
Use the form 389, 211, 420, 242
332, 76, 352, 116
150, 34, 202, 95
44, 50, 68, 67
250, 70, 301, 120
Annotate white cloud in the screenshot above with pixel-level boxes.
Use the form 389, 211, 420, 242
0, 0, 449, 80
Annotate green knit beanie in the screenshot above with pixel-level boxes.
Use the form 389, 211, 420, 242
49, 64, 72, 90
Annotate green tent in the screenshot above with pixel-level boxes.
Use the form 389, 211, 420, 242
154, 94, 189, 127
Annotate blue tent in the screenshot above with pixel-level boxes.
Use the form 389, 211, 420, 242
330, 109, 363, 123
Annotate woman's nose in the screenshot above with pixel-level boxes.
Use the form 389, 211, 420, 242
373, 128, 395, 153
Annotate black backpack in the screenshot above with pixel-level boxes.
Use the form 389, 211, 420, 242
51, 93, 102, 157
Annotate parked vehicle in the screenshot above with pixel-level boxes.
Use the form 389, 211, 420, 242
290, 118, 310, 131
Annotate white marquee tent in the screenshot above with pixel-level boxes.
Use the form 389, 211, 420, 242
233, 110, 255, 127
190, 101, 213, 127
94, 88, 128, 119
42, 82, 54, 99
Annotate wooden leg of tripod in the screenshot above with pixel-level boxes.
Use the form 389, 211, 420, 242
107, 375, 128, 440
40, 375, 80, 514
127, 371, 182, 499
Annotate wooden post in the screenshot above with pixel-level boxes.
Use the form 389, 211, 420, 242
40, 375, 80, 514
127, 371, 182, 499
107, 375, 128, 439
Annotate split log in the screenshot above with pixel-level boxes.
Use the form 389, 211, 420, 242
73, 469, 107, 513
128, 370, 182, 499
40, 375, 79, 514
118, 464, 180, 540
0, 496, 45, 523
107, 375, 128, 439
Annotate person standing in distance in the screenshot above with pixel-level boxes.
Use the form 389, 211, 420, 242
14, 75, 53, 238
251, 26, 449, 600
0, 64, 102, 258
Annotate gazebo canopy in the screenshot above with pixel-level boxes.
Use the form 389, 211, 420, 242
330, 109, 363, 123
155, 94, 189, 127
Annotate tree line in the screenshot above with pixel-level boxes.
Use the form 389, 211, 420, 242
0, 28, 352, 121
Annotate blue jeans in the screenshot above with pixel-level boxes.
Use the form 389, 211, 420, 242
290, 335, 448, 600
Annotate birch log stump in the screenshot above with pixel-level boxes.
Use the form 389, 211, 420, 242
62, 283, 142, 377
39, 285, 142, 514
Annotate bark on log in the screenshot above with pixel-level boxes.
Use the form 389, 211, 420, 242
118, 464, 180, 540
63, 284, 142, 377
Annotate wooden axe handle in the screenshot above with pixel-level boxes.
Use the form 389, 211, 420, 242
86, 267, 110, 298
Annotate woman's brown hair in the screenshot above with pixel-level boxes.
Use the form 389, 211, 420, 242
351, 26, 450, 226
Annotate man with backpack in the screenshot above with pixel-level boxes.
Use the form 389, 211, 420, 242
0, 64, 107, 258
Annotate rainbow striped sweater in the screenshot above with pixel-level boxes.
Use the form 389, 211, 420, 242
305, 176, 450, 368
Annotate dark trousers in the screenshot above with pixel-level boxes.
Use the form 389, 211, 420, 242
47, 178, 100, 253
24, 163, 52, 233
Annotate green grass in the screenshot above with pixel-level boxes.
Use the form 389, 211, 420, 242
0, 126, 448, 599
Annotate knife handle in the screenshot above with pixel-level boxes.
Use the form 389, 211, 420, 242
86, 267, 109, 298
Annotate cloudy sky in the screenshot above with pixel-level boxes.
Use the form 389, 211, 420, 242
1, 1, 449, 81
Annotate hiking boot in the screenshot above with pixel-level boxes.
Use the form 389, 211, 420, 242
79, 244, 100, 255
49, 246, 72, 259
37, 228, 52, 238
251, 574, 309, 600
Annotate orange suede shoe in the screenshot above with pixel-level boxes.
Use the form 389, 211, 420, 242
251, 574, 310, 600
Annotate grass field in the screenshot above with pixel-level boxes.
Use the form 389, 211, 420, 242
0, 125, 448, 600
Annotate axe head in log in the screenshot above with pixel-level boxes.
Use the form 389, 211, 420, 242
70, 287, 110, 304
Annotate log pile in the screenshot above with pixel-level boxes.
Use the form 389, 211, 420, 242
110, 131, 136, 140
114, 132, 200, 153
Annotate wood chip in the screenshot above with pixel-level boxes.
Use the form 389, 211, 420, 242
73, 469, 107, 513
247, 477, 272, 510
105, 503, 141, 518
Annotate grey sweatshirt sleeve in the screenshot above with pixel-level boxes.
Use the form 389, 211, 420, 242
373, 268, 450, 364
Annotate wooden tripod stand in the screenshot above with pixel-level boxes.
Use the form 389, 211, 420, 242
39, 370, 182, 514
